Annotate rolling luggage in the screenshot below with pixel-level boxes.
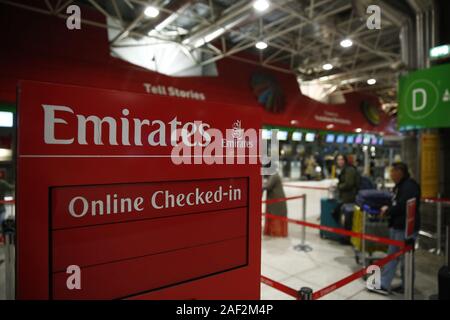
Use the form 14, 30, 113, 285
438, 225, 450, 300
356, 189, 392, 210
319, 198, 345, 241
438, 266, 450, 300
351, 205, 389, 265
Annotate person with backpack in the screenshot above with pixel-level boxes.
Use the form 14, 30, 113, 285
332, 154, 360, 242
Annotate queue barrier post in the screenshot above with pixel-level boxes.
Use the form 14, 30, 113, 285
446, 223, 449, 268
299, 287, 313, 300
404, 239, 415, 300
362, 210, 367, 268
3, 219, 15, 300
437, 194, 442, 256
293, 194, 313, 253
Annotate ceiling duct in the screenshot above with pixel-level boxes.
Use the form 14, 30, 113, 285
105, 0, 219, 76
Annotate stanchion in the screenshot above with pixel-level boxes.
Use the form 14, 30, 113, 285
437, 194, 442, 255
404, 240, 415, 300
362, 210, 367, 268
294, 194, 312, 253
4, 227, 15, 300
446, 224, 449, 270
299, 287, 313, 300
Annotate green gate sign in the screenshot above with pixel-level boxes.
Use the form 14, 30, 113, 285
398, 63, 450, 129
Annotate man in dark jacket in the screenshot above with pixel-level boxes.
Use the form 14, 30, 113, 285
369, 162, 421, 295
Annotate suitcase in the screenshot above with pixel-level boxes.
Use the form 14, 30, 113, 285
351, 206, 388, 256
319, 198, 345, 241
438, 266, 450, 300
356, 189, 392, 209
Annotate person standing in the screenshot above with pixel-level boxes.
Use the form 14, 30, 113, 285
369, 162, 421, 295
263, 172, 288, 237
0, 178, 14, 245
304, 155, 317, 180
332, 154, 360, 227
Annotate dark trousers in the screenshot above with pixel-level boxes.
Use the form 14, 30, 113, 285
332, 202, 354, 244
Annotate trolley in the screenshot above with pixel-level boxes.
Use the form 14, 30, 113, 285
351, 204, 389, 266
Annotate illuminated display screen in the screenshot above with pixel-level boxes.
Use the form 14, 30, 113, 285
325, 134, 335, 143
262, 129, 272, 140
346, 136, 355, 144
336, 135, 346, 143
355, 135, 363, 144
305, 133, 315, 142
277, 131, 288, 141
292, 132, 302, 141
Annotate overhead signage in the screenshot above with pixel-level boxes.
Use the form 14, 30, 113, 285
398, 64, 450, 129
143, 83, 206, 101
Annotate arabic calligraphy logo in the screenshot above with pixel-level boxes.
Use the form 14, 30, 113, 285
232, 120, 244, 140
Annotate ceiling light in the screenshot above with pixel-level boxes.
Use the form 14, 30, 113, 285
253, 0, 270, 12
144, 6, 160, 18
340, 39, 353, 48
367, 78, 377, 85
323, 63, 333, 71
255, 41, 268, 50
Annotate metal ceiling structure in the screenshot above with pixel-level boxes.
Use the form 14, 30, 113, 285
1, 0, 438, 111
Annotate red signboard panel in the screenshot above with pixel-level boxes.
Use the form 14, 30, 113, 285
53, 237, 247, 300
51, 178, 248, 229
16, 80, 261, 299
52, 207, 247, 272
405, 198, 417, 239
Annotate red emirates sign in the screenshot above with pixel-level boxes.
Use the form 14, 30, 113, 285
17, 81, 261, 300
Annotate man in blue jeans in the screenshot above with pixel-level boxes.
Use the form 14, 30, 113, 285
369, 162, 421, 295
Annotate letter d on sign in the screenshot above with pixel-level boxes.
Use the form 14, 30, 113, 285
66, 265, 81, 290
412, 88, 427, 112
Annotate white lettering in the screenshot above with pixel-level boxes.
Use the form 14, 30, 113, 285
412, 88, 427, 112
68, 196, 88, 218
42, 104, 75, 145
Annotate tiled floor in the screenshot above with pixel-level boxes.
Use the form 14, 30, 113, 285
261, 180, 445, 300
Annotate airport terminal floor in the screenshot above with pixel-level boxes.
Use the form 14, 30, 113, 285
1, 0, 450, 308
260, 181, 445, 300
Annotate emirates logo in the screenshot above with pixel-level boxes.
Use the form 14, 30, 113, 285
232, 120, 244, 140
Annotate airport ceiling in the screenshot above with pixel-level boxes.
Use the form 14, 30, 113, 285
4, 0, 422, 111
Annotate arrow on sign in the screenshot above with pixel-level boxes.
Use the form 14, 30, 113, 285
444, 89, 450, 102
